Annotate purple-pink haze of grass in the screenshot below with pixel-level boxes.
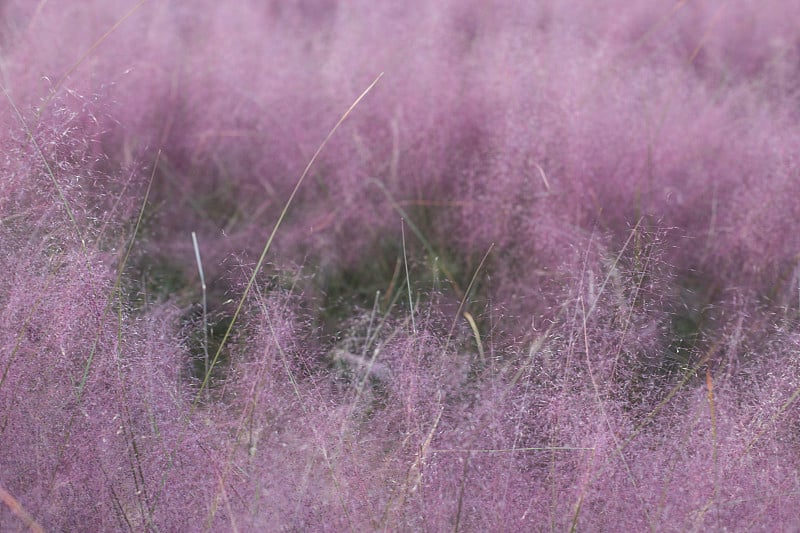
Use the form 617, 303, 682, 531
1, 1, 799, 530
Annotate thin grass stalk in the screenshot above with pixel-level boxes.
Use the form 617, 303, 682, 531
192, 231, 209, 380
193, 73, 384, 407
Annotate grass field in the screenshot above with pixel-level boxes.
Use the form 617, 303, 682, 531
1, 1, 799, 530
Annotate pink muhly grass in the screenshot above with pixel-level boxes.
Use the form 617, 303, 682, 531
2, 0, 800, 531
